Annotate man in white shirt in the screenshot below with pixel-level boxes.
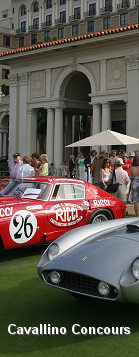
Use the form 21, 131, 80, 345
17, 156, 35, 178
115, 158, 130, 203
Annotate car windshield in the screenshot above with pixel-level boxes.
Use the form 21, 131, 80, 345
0, 180, 52, 200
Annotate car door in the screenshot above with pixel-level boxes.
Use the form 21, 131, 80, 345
45, 182, 90, 242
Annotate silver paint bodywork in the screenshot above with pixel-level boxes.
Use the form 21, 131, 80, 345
37, 217, 139, 303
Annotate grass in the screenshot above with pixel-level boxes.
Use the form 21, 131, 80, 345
0, 246, 139, 357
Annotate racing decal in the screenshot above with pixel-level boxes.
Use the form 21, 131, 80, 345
93, 199, 110, 207
0, 207, 13, 217
82, 200, 90, 207
3, 203, 18, 206
9, 210, 37, 244
48, 203, 85, 227
26, 205, 42, 211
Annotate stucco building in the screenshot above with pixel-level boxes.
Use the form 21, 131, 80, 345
1, 0, 139, 166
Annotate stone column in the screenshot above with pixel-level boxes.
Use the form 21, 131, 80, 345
92, 103, 101, 135
125, 101, 131, 153
54, 108, 63, 168
41, 5, 44, 24
126, 55, 139, 153
26, 109, 37, 154
18, 72, 29, 157
8, 74, 18, 161
84, 0, 87, 14
130, 0, 135, 7
81, 0, 84, 19
99, 0, 103, 11
91, 103, 101, 152
66, 0, 69, 22
46, 108, 54, 164
69, 0, 72, 17
26, 10, 29, 31
102, 102, 111, 152
96, 0, 100, 15
52, 3, 55, 26
125, 101, 128, 128
39, 6, 42, 29
52, 0, 57, 26
102, 102, 111, 131
112, 0, 116, 11
3, 132, 7, 158
28, 10, 31, 28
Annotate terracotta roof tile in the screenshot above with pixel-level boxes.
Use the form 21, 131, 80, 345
0, 23, 139, 57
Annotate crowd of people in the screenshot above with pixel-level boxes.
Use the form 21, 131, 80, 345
8, 152, 49, 180
8, 149, 139, 216
64, 150, 139, 216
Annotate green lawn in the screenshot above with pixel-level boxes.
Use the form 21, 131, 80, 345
0, 246, 139, 357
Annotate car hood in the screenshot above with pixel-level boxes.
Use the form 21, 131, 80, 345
46, 229, 139, 288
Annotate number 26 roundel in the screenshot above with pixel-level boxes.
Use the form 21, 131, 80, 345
9, 210, 37, 244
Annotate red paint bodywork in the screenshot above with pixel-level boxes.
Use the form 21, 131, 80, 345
0, 177, 126, 249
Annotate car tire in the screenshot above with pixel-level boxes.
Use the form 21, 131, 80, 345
88, 209, 113, 224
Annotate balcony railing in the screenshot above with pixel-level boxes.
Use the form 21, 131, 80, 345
41, 21, 52, 28
29, 24, 39, 31
100, 6, 113, 14
69, 14, 81, 22
117, 1, 130, 10
55, 18, 66, 25
84, 10, 96, 18
16, 27, 26, 34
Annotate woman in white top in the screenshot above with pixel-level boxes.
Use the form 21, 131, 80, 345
100, 159, 112, 190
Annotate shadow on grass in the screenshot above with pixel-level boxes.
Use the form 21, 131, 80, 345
0, 245, 46, 262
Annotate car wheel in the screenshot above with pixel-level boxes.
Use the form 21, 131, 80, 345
88, 209, 113, 224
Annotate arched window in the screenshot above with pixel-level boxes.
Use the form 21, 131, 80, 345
33, 2, 39, 12
21, 5, 27, 16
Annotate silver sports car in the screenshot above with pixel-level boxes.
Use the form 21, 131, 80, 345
37, 217, 139, 304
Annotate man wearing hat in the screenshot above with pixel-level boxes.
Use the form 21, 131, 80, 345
129, 152, 135, 162
9, 153, 23, 179
115, 158, 130, 203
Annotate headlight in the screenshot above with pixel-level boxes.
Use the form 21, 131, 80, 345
48, 271, 60, 284
132, 259, 139, 280
47, 243, 59, 261
98, 281, 110, 296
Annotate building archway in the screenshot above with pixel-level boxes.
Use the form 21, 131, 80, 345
54, 64, 96, 98
59, 70, 92, 161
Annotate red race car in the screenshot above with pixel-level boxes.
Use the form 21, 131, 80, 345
0, 177, 126, 250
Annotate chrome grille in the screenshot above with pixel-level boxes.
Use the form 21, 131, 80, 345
43, 270, 118, 300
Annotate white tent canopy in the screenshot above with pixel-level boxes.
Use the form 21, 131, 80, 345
66, 129, 139, 147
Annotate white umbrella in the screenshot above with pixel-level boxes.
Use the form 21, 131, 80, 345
66, 129, 139, 147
